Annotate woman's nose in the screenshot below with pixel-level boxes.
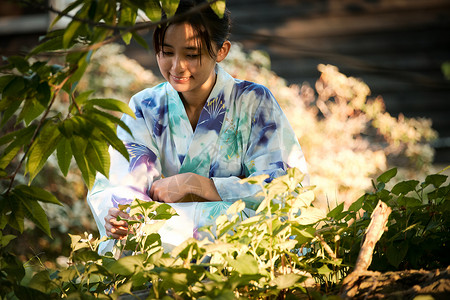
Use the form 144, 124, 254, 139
172, 56, 186, 72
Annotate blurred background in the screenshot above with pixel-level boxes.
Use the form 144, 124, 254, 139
1, 0, 449, 161
1, 0, 449, 267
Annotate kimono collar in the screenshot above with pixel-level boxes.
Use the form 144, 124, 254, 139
171, 64, 234, 176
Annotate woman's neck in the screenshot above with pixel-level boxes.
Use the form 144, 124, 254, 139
180, 72, 217, 130
181, 97, 203, 130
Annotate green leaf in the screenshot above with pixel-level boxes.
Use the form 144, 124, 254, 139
377, 168, 397, 183
391, 180, 419, 195
295, 190, 315, 207
58, 267, 78, 282
73, 249, 101, 263
28, 35, 64, 57
226, 254, 259, 275
26, 122, 62, 183
1, 251, 25, 282
71, 136, 96, 189
119, 5, 136, 26
14, 286, 50, 299
143, 0, 162, 21
63, 21, 82, 49
1, 234, 17, 248
50, 0, 84, 29
428, 185, 450, 202
0, 127, 18, 146
348, 195, 364, 212
85, 98, 135, 118
161, 0, 179, 17
85, 138, 110, 178
226, 200, 245, 215
84, 115, 129, 160
240, 174, 269, 185
70, 115, 93, 137
270, 273, 305, 290
56, 137, 73, 176
122, 32, 133, 45
72, 90, 94, 109
109, 253, 146, 275
69, 233, 87, 252
0, 97, 23, 127
18, 98, 46, 126
18, 195, 52, 237
66, 51, 92, 86
118, 6, 137, 45
386, 241, 408, 268
297, 207, 326, 225
28, 270, 52, 293
316, 264, 332, 275
398, 196, 422, 208
209, 0, 226, 18
116, 281, 133, 295
8, 56, 30, 73
36, 82, 51, 106
87, 107, 133, 136
327, 202, 344, 218
58, 118, 75, 138
255, 197, 269, 215
87, 0, 98, 20
425, 174, 447, 188
154, 203, 177, 220
131, 31, 149, 50
291, 227, 315, 245
0, 74, 14, 91
1, 76, 25, 99
14, 185, 61, 205
0, 143, 22, 170
0, 194, 25, 232
0, 125, 36, 170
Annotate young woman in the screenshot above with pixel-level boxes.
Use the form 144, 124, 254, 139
87, 0, 308, 253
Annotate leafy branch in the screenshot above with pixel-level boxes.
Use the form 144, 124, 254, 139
5, 69, 75, 195
20, 0, 224, 55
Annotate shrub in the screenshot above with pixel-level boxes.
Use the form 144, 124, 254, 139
3, 166, 447, 299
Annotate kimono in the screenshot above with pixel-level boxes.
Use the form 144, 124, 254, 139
87, 64, 308, 253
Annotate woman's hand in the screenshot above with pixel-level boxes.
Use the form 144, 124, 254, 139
104, 207, 130, 239
149, 173, 221, 203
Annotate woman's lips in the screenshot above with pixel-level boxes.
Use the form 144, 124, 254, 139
171, 75, 190, 83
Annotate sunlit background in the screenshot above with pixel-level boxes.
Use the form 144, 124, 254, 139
2, 0, 448, 160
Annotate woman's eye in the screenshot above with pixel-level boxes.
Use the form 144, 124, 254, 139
162, 51, 173, 56
187, 54, 200, 59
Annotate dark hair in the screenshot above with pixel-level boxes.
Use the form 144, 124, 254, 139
153, 0, 231, 59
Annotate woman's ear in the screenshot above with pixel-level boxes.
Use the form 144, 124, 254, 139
216, 41, 231, 63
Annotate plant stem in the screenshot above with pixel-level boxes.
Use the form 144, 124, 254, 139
314, 233, 337, 261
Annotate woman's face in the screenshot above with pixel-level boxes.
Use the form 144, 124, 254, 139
156, 23, 226, 101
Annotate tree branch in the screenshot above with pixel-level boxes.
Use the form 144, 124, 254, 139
340, 200, 391, 299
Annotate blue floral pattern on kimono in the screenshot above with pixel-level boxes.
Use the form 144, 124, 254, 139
87, 65, 308, 253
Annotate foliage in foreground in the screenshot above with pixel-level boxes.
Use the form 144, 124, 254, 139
1, 167, 448, 299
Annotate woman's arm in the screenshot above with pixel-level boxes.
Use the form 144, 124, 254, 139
150, 172, 221, 203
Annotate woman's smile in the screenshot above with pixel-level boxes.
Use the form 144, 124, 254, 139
170, 74, 191, 83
